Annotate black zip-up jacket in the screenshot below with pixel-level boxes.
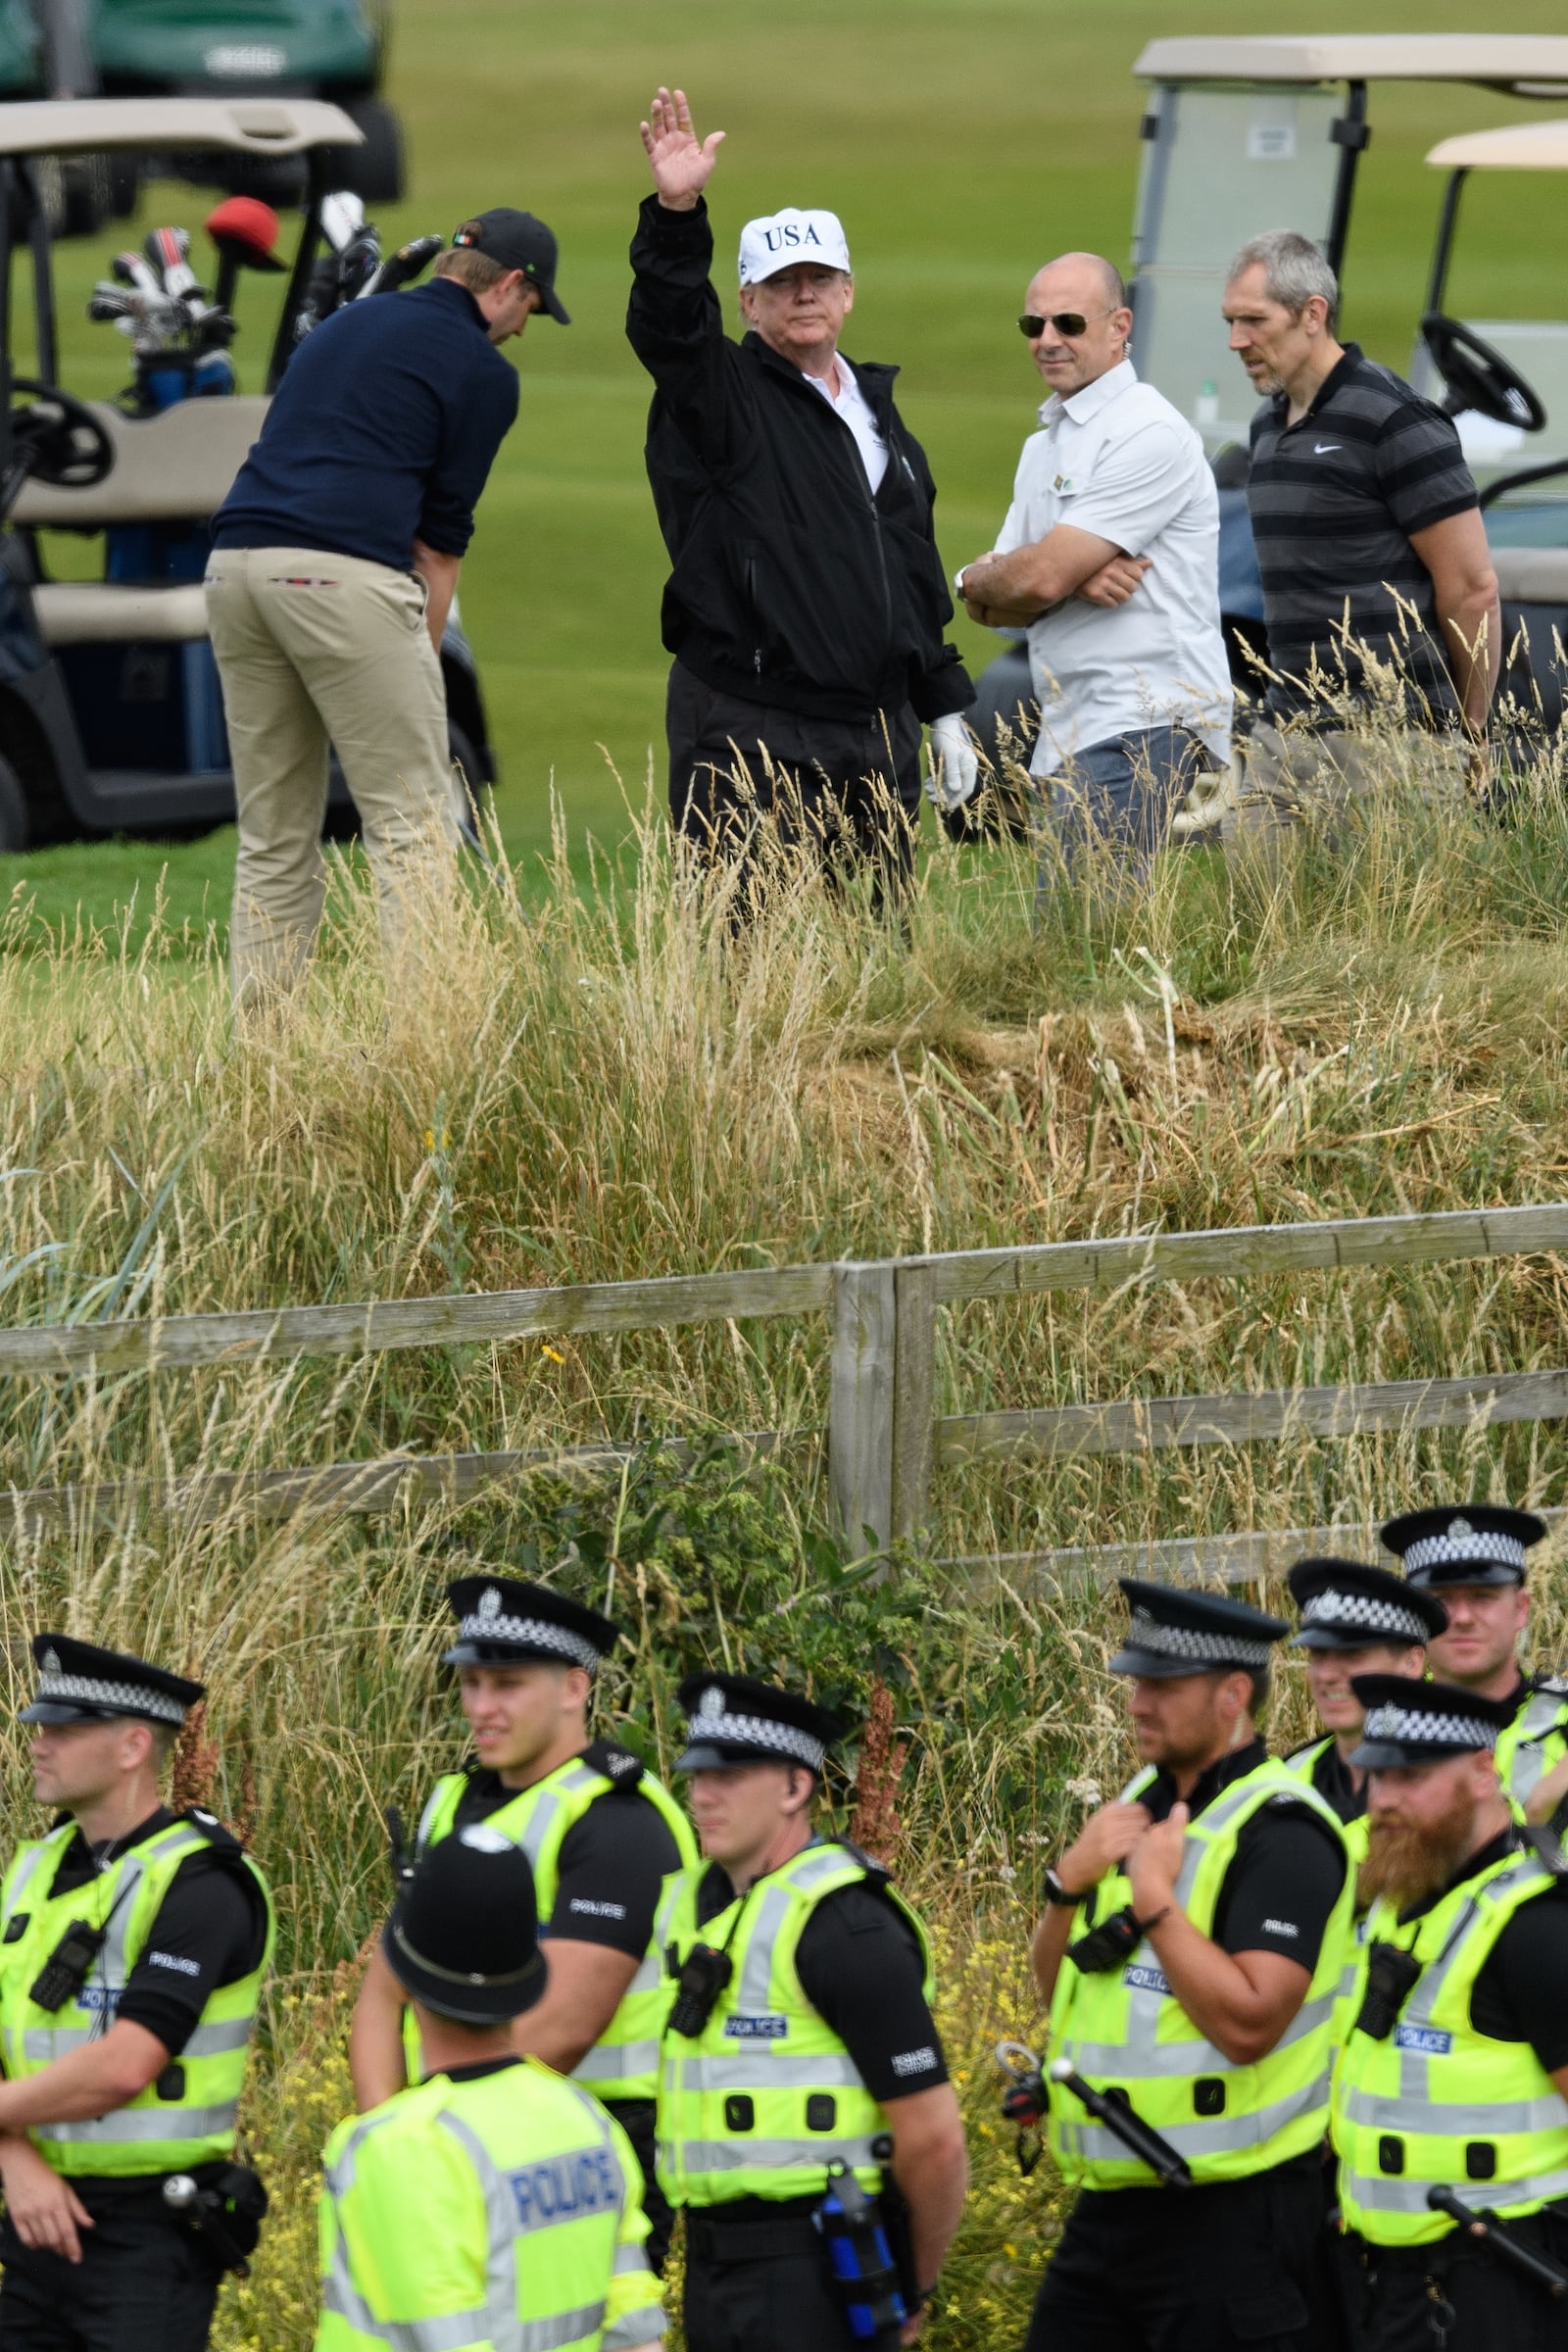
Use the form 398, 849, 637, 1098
627, 195, 972, 726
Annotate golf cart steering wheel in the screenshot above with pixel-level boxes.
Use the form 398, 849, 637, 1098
1420, 315, 1546, 436
3, 379, 115, 513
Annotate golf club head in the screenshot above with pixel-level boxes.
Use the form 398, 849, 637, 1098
87, 285, 137, 323
320, 190, 367, 255
146, 224, 200, 301
367, 232, 444, 296
112, 248, 161, 296
336, 229, 381, 307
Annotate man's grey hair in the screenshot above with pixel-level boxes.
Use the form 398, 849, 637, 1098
1226, 230, 1339, 330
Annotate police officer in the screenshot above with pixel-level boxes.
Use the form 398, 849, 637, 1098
1331, 1674, 1568, 2348
656, 1673, 967, 2352
1285, 1559, 1447, 1849
1380, 1506, 1568, 1822
1027, 1579, 1353, 2351
0, 1635, 273, 2352
349, 1576, 695, 2268
319, 1826, 662, 2352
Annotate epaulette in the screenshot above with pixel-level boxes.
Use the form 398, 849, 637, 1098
581, 1740, 648, 1791
1531, 1674, 1568, 1699
180, 1807, 245, 1853
836, 1837, 893, 1886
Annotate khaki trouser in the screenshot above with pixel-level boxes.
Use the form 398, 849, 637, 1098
1221, 720, 1470, 861
206, 545, 461, 1005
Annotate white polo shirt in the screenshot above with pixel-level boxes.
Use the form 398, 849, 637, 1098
990, 358, 1231, 776
805, 358, 888, 493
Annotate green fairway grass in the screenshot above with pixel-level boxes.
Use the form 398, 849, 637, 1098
3, 0, 1567, 941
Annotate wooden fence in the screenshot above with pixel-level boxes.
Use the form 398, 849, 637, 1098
2, 1200, 1567, 1556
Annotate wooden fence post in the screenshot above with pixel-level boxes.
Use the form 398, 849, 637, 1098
891, 1260, 936, 1542
829, 1262, 896, 1558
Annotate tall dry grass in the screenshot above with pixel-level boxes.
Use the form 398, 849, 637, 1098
0, 720, 1566, 2344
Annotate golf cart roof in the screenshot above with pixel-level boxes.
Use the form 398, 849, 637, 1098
1135, 36, 1568, 95
0, 95, 362, 158
1428, 119, 1568, 170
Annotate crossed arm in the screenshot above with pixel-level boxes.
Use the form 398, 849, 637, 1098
959, 528, 1151, 629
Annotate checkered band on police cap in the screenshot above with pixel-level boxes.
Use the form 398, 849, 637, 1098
1123, 1607, 1273, 1670
1300, 1589, 1432, 1644
455, 1587, 601, 1675
31, 1657, 188, 1726
687, 1683, 827, 1772
1360, 1696, 1499, 1752
1398, 1518, 1528, 1580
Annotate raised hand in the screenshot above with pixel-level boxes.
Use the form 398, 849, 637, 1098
640, 86, 726, 213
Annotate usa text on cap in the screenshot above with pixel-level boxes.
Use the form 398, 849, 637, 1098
443, 1577, 619, 1674
1348, 1673, 1516, 1770
1109, 1578, 1289, 1680
674, 1672, 842, 1774
737, 209, 852, 286
1287, 1558, 1447, 1650
1380, 1504, 1545, 1589
21, 1635, 205, 1728
452, 209, 569, 322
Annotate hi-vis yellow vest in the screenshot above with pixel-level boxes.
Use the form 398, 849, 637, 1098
1333, 1847, 1568, 2246
1049, 1756, 1352, 2188
0, 1815, 272, 2178
1495, 1681, 1568, 1819
1282, 1736, 1370, 2034
655, 1840, 934, 2208
416, 1751, 697, 2103
318, 2057, 662, 2352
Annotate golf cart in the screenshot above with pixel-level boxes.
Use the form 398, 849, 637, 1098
0, 95, 492, 851
82, 0, 402, 202
963, 35, 1568, 801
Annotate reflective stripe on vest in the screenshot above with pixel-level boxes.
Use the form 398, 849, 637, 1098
415, 1756, 696, 2103
1281, 1737, 1369, 2029
656, 1841, 934, 2208
0, 1817, 272, 2179
1048, 1757, 1352, 2188
1495, 1685, 1568, 1813
318, 2065, 641, 2352
1333, 1851, 1568, 2246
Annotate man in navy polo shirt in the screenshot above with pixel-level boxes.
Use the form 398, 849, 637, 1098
1220, 229, 1498, 854
207, 208, 566, 1006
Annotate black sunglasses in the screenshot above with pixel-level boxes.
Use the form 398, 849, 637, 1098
1018, 306, 1116, 340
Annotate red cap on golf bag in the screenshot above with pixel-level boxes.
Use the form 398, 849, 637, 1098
205, 197, 286, 271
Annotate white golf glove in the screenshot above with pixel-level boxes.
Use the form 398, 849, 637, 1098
925, 712, 980, 812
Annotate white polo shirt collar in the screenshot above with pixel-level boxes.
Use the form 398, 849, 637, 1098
1043, 355, 1138, 430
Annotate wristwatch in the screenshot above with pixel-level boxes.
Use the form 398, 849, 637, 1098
1043, 1866, 1082, 1907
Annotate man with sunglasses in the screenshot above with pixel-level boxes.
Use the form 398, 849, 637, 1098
957, 254, 1230, 878
628, 87, 976, 909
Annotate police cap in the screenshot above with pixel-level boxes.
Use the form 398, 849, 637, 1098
20, 1634, 204, 1728
1287, 1558, 1447, 1651
443, 1577, 619, 1675
1109, 1578, 1289, 1680
1348, 1673, 1518, 1770
1380, 1504, 1545, 1591
674, 1672, 842, 1776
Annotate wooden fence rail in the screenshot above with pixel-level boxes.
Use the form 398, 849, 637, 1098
0, 1200, 1566, 1551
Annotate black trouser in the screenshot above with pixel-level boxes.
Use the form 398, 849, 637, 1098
1025, 2152, 1346, 2352
605, 2096, 674, 2277
666, 662, 923, 910
1348, 2205, 1568, 2352
0, 2194, 222, 2352
682, 2199, 895, 2352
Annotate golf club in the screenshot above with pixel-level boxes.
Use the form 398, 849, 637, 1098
366, 232, 444, 297
111, 248, 161, 298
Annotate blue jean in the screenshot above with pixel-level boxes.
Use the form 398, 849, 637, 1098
1041, 724, 1212, 884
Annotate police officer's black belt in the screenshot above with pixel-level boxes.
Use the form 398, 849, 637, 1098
686, 2209, 823, 2263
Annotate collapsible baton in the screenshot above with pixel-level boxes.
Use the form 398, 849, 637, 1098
1047, 2060, 1195, 2188
1426, 2187, 1568, 2301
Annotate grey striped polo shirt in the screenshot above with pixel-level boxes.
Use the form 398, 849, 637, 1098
1247, 344, 1478, 727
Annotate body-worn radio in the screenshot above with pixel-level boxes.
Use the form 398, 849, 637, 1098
29, 1920, 110, 2012
666, 1942, 734, 2036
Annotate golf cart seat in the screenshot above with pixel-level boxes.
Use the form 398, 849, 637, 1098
13, 397, 267, 528
29, 582, 210, 645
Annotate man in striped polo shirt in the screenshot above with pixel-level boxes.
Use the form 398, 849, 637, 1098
1220, 229, 1499, 851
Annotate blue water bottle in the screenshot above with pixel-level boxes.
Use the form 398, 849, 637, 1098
812, 2160, 907, 2341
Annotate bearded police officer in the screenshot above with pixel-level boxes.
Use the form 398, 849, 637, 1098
320, 1825, 662, 2352
1331, 1674, 1568, 2348
350, 1577, 695, 2269
1381, 1506, 1568, 1824
0, 1636, 274, 2352
655, 1674, 967, 2352
1027, 1580, 1353, 2351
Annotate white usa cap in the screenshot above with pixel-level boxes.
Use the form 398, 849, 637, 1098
737, 208, 852, 286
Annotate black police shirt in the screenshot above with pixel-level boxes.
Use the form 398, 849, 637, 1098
453, 1761, 685, 1962
695, 1851, 950, 2101
1128, 1740, 1348, 1970
1397, 1829, 1568, 2074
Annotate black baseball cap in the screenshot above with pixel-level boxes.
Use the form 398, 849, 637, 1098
452, 210, 569, 322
